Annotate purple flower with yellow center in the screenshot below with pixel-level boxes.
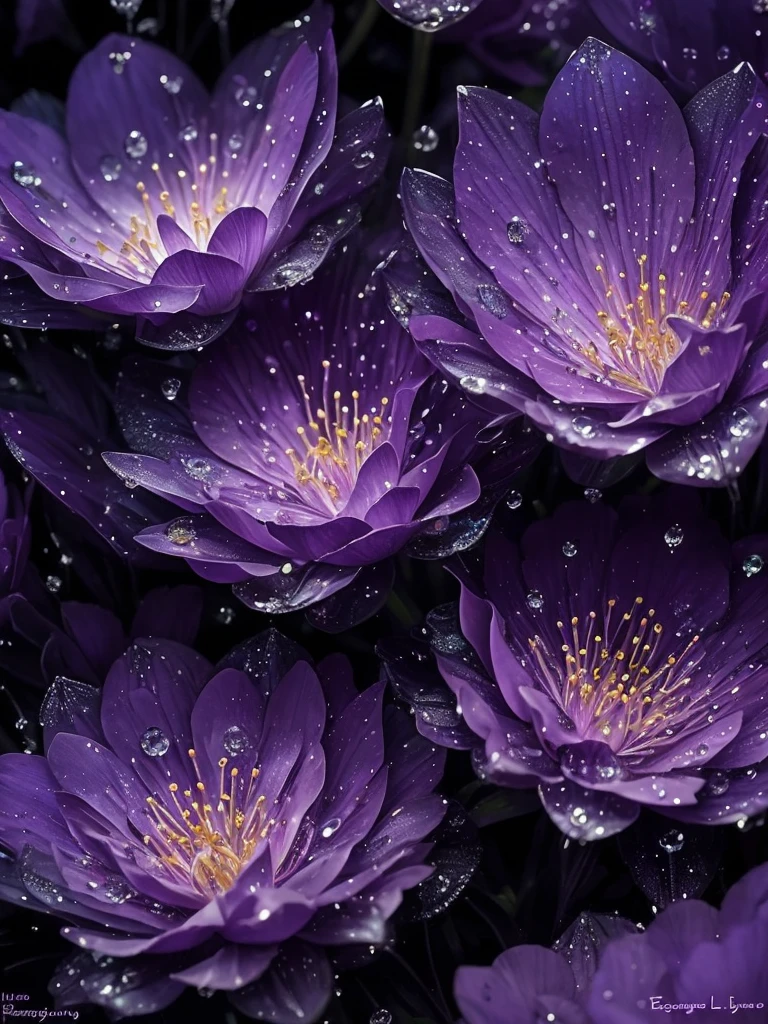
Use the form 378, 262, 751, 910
0, 629, 446, 1020
384, 491, 768, 840
455, 863, 768, 1023
98, 242, 536, 629
400, 40, 768, 486
0, 4, 389, 348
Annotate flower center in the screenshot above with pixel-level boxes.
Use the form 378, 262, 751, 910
142, 748, 274, 897
527, 596, 704, 756
285, 360, 391, 514
574, 255, 730, 395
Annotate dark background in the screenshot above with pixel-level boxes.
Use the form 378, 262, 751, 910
0, 2, 767, 1022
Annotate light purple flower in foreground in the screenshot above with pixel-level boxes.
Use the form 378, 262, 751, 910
400, 39, 768, 485
0, 3, 388, 348
0, 629, 446, 1021
455, 862, 768, 1023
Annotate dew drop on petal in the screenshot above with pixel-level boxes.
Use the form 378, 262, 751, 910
140, 727, 170, 757
99, 156, 122, 182
223, 725, 250, 756
124, 130, 148, 159
459, 374, 487, 395
12, 161, 40, 187
227, 132, 244, 152
179, 124, 198, 143
728, 406, 758, 438
370, 1012, 393, 1024
526, 590, 544, 611
165, 519, 196, 545
353, 149, 376, 169
506, 216, 528, 245
572, 415, 596, 438
664, 525, 684, 548
743, 554, 764, 577
320, 817, 342, 839
507, 490, 522, 510
658, 829, 685, 854
161, 377, 181, 400
562, 541, 578, 558
584, 487, 602, 503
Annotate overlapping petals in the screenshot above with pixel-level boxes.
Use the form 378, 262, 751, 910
0, 628, 446, 1021
399, 40, 768, 485
383, 490, 768, 840
0, 4, 389, 348
455, 863, 768, 1022
94, 240, 537, 628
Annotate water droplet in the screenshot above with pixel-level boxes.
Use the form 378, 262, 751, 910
717, 45, 732, 61
161, 75, 183, 94
476, 282, 508, 319
506, 490, 522, 510
459, 374, 487, 395
370, 1012, 392, 1024
638, 8, 656, 33
223, 725, 250, 756
412, 125, 439, 152
161, 377, 181, 400
235, 84, 258, 107
602, 202, 617, 219
140, 727, 170, 757
572, 415, 596, 438
124, 130, 148, 159
506, 216, 528, 245
183, 457, 213, 480
353, 149, 375, 169
103, 878, 135, 903
664, 525, 684, 548
216, 605, 235, 625
743, 554, 764, 577
526, 590, 544, 611
165, 519, 196, 546
280, 561, 293, 575
11, 160, 41, 187
99, 156, 122, 182
728, 406, 758, 438
179, 124, 198, 143
313, 181, 325, 195
658, 829, 685, 854
562, 541, 578, 558
227, 132, 244, 152
703, 770, 730, 797
584, 488, 602, 503
320, 817, 342, 839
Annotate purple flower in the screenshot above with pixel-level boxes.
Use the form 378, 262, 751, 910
0, 628, 446, 1020
590, 0, 768, 97
385, 491, 768, 840
454, 863, 768, 1022
400, 40, 768, 486
0, 4, 389, 349
98, 241, 537, 629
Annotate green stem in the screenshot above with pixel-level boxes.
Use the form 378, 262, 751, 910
338, 0, 381, 67
401, 30, 434, 165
